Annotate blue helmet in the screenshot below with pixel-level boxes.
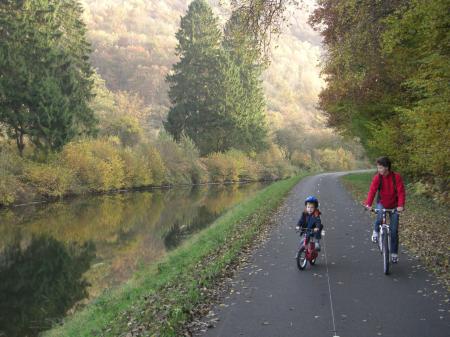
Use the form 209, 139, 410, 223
304, 195, 319, 207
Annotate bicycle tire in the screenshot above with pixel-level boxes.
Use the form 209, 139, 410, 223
296, 247, 307, 270
382, 227, 390, 275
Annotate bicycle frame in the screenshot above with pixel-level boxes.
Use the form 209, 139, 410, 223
296, 229, 318, 270
372, 208, 396, 274
302, 233, 318, 261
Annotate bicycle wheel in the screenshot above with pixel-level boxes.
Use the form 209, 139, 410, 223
296, 247, 307, 270
382, 227, 390, 275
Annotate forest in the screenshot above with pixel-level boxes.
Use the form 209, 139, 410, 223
1, 0, 448, 206
0, 0, 363, 206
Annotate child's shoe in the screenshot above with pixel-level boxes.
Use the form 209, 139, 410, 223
391, 253, 398, 263
315, 239, 321, 251
371, 231, 378, 243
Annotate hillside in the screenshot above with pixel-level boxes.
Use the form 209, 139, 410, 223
80, 0, 325, 131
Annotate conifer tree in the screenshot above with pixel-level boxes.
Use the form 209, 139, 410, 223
165, 0, 268, 155
0, 0, 96, 155
223, 11, 268, 152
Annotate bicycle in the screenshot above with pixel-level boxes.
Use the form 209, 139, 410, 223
370, 208, 397, 275
296, 228, 319, 270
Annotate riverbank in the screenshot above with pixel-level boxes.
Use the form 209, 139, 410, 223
0, 139, 298, 208
43, 173, 307, 336
341, 172, 450, 290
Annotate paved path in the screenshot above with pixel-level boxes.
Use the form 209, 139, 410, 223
199, 172, 449, 337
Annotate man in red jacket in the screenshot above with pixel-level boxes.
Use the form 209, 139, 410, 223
365, 156, 406, 263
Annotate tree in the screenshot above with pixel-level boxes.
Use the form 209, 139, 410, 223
165, 0, 240, 154
229, 0, 299, 59
308, 0, 406, 148
0, 0, 96, 155
165, 1, 269, 155
223, 11, 269, 153
378, 0, 450, 186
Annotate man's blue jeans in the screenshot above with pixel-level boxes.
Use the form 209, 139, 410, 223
373, 203, 399, 254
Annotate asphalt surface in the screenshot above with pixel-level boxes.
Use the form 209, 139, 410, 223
198, 172, 450, 337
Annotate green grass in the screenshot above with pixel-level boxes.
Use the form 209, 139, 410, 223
341, 172, 450, 290
44, 174, 308, 337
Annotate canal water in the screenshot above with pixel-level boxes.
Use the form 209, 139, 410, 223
0, 182, 269, 337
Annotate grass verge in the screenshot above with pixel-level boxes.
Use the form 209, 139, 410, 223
341, 172, 449, 290
44, 174, 307, 337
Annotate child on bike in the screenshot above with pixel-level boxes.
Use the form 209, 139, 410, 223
296, 195, 323, 251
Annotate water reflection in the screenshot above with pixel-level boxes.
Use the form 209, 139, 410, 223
0, 235, 95, 337
0, 182, 267, 336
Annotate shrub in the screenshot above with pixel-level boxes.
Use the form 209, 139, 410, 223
179, 134, 209, 184
139, 144, 166, 186
23, 161, 75, 198
61, 138, 125, 192
202, 153, 235, 183
155, 132, 191, 185
291, 150, 314, 170
314, 147, 356, 171
103, 116, 143, 147
202, 150, 261, 183
120, 147, 153, 187
256, 144, 297, 180
0, 173, 19, 205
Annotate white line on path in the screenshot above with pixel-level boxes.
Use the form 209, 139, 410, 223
323, 236, 339, 337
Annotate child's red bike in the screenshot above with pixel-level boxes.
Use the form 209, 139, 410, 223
296, 228, 318, 270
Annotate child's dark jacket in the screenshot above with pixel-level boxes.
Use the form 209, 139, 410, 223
297, 209, 323, 231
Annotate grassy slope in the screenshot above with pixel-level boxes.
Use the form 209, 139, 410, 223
341, 172, 449, 290
45, 174, 307, 337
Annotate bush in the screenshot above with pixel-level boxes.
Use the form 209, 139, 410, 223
120, 147, 153, 187
291, 150, 314, 170
0, 144, 24, 175
139, 143, 166, 186
61, 138, 125, 192
23, 161, 75, 198
202, 150, 263, 183
179, 134, 209, 184
314, 147, 356, 171
155, 132, 192, 185
256, 145, 297, 180
103, 116, 143, 147
202, 153, 233, 183
0, 173, 19, 205
0, 144, 27, 205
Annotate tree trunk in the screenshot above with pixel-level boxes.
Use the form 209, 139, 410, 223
15, 128, 25, 157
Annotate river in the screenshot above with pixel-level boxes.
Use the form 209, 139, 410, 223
0, 182, 269, 337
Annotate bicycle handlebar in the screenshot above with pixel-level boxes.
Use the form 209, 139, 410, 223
370, 208, 396, 213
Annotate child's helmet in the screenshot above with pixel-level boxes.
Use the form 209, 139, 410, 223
304, 195, 319, 207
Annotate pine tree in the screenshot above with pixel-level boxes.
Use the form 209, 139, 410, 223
223, 11, 268, 153
165, 0, 268, 155
0, 0, 96, 155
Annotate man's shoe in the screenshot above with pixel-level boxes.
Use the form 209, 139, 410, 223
371, 231, 378, 243
391, 253, 398, 263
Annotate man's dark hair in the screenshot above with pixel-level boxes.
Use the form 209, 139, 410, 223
376, 156, 391, 170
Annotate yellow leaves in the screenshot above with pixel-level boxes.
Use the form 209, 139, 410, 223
23, 161, 75, 198
61, 138, 125, 191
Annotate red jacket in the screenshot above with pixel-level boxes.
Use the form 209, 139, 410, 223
365, 172, 406, 208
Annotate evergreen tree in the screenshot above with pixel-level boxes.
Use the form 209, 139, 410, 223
223, 11, 268, 153
0, 0, 96, 155
165, 0, 268, 155
165, 0, 226, 154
